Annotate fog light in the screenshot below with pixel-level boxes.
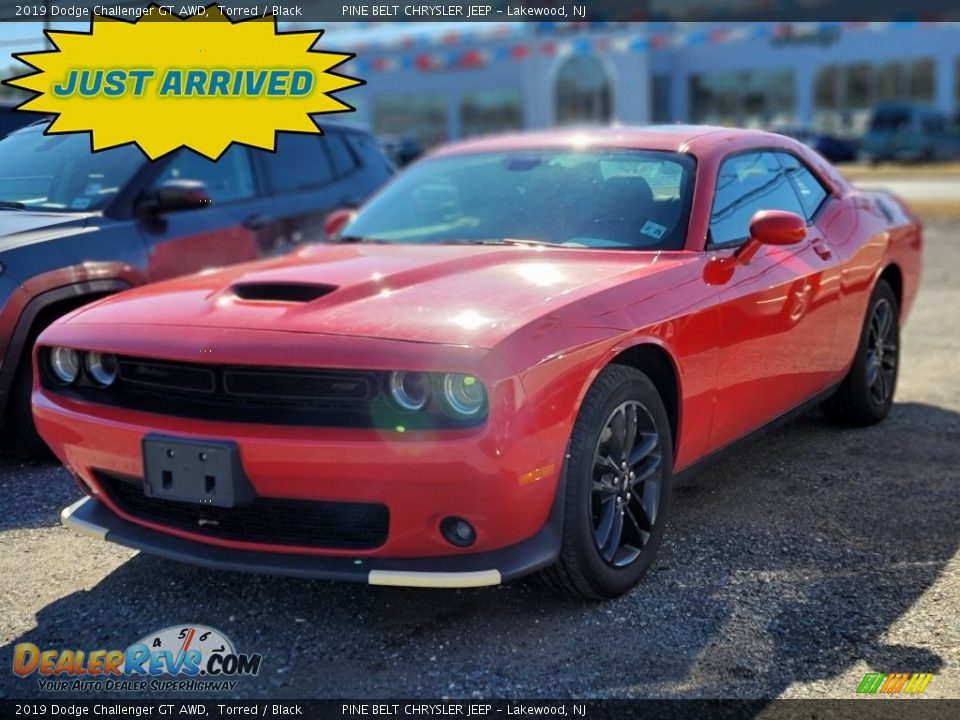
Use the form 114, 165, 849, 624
440, 516, 476, 547
49, 347, 80, 385
85, 351, 118, 387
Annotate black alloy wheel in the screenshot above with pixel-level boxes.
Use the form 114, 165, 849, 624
824, 279, 900, 426
591, 400, 662, 568
538, 364, 673, 599
865, 297, 898, 407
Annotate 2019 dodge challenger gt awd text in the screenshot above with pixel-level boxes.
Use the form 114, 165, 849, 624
35, 126, 920, 599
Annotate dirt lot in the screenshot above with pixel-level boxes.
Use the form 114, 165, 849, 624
0, 218, 958, 700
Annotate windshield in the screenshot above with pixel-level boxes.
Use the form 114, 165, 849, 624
0, 129, 144, 211
343, 148, 696, 250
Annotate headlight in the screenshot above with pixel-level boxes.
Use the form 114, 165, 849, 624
85, 351, 118, 387
388, 371, 430, 411
442, 373, 486, 417
49, 347, 80, 385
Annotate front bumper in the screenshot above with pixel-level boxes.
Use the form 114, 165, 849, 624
35, 323, 571, 580
33, 360, 563, 568
61, 494, 563, 587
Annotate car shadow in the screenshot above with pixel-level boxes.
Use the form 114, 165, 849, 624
1, 401, 957, 700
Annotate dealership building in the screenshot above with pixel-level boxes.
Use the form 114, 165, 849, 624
327, 21, 960, 146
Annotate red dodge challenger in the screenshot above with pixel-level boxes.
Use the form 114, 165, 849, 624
34, 126, 921, 598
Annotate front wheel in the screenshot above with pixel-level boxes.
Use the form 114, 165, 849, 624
538, 364, 673, 599
9, 355, 51, 457
824, 279, 900, 426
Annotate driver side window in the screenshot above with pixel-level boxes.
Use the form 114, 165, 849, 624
709, 152, 805, 247
154, 147, 256, 205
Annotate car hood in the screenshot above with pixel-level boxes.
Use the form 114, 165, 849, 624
68, 242, 684, 349
0, 210, 95, 255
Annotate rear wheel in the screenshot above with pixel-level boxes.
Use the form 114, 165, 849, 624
824, 279, 899, 426
538, 364, 673, 599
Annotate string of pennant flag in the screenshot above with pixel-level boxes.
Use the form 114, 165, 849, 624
347, 20, 957, 74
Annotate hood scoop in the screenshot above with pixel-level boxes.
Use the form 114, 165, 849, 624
231, 282, 337, 303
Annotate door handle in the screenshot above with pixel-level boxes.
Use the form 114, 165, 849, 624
811, 240, 833, 261
242, 214, 275, 230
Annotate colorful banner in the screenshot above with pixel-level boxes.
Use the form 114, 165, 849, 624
350, 20, 955, 74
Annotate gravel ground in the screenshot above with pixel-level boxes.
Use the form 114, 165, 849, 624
1, 218, 958, 700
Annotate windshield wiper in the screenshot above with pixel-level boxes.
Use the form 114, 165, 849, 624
332, 235, 389, 244
0, 201, 26, 210
462, 238, 559, 248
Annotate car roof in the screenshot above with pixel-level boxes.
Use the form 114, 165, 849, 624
427, 125, 786, 159
4, 116, 373, 139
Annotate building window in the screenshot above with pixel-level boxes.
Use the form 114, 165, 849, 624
689, 70, 794, 128
877, 62, 901, 103
554, 55, 612, 126
690, 71, 739, 126
814, 65, 838, 111
460, 89, 523, 138
956, 57, 960, 115
845, 64, 872, 111
372, 94, 447, 149
651, 74, 671, 123
908, 59, 935, 103
813, 58, 937, 134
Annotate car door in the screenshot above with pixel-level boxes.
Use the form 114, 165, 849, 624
137, 146, 267, 282
250, 131, 372, 255
706, 150, 841, 451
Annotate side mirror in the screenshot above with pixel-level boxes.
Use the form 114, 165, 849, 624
139, 179, 211, 217
735, 210, 806, 264
324, 208, 356, 239
749, 210, 807, 246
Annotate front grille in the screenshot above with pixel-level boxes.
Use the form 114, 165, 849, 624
223, 369, 372, 402
98, 472, 389, 550
40, 354, 486, 429
118, 359, 216, 394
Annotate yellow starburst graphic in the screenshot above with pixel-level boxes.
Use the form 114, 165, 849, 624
3, 4, 362, 160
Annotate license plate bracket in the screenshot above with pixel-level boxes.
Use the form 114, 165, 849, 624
142, 435, 254, 508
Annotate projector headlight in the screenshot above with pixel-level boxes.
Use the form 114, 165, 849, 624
85, 351, 118, 387
49, 347, 80, 385
442, 373, 486, 417
388, 371, 430, 411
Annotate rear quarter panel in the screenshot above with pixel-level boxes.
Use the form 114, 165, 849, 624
818, 190, 921, 372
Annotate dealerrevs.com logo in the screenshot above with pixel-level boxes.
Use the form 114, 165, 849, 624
12, 625, 262, 693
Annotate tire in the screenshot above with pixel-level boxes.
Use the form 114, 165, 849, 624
9, 350, 52, 457
538, 364, 673, 599
824, 279, 900, 426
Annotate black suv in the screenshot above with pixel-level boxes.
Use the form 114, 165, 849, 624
0, 120, 393, 453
